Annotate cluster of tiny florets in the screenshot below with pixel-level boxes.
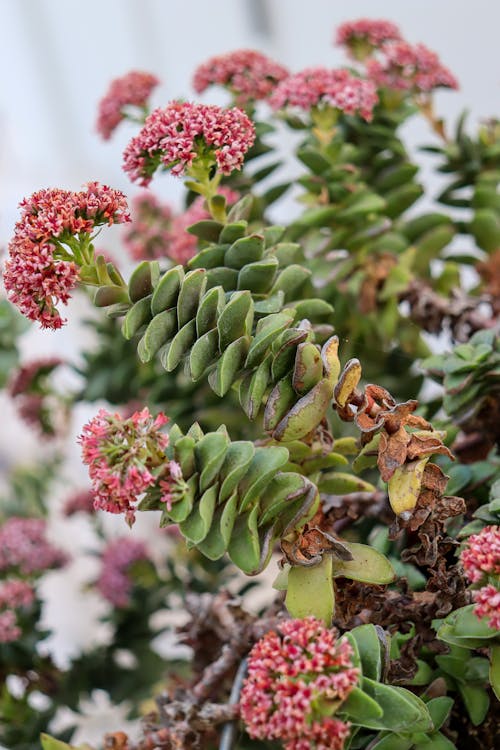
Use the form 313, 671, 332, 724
63, 489, 96, 517
269, 67, 378, 121
366, 41, 458, 93
240, 617, 359, 750
124, 187, 239, 264
3, 183, 129, 329
97, 70, 160, 140
8, 357, 65, 437
461, 526, 500, 631
193, 49, 289, 106
96, 537, 149, 607
335, 19, 402, 55
0, 517, 68, 575
8, 357, 63, 398
79, 407, 182, 525
122, 101, 256, 185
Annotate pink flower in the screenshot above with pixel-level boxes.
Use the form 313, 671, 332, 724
472, 584, 500, 631
122, 101, 256, 186
0, 579, 35, 609
0, 610, 21, 643
123, 192, 174, 261
3, 183, 129, 328
461, 526, 500, 584
240, 617, 358, 750
335, 19, 402, 57
97, 71, 160, 140
193, 49, 289, 106
124, 187, 239, 264
63, 489, 96, 517
96, 537, 149, 607
79, 407, 183, 525
8, 357, 63, 397
0, 517, 67, 575
366, 42, 458, 93
269, 68, 378, 121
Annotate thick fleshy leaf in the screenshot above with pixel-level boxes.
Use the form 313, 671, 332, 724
332, 542, 395, 584
208, 335, 249, 396
219, 442, 255, 502
237, 258, 278, 294
195, 432, 229, 492
360, 679, 433, 732
334, 358, 362, 407
219, 220, 248, 244
195, 286, 225, 336
163, 319, 196, 371
387, 457, 429, 517
187, 219, 223, 241
340, 686, 384, 723
151, 266, 184, 315
270, 264, 311, 300
246, 312, 295, 368
189, 328, 219, 380
458, 683, 490, 726
240, 356, 271, 420
121, 295, 152, 339
489, 644, 500, 700
263, 373, 296, 431
438, 604, 500, 647
319, 472, 377, 495
426, 697, 454, 731
349, 624, 383, 680
128, 260, 159, 302
217, 291, 253, 349
179, 483, 218, 544
292, 342, 323, 395
224, 234, 264, 269
138, 308, 177, 362
272, 378, 332, 441
227, 505, 261, 574
238, 446, 289, 512
163, 474, 197, 523
285, 555, 335, 624
177, 269, 206, 328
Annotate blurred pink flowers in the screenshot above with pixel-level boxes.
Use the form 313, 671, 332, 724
97, 71, 160, 140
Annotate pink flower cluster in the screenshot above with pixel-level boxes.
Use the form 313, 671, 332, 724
8, 357, 63, 398
3, 182, 129, 328
0, 610, 21, 643
0, 579, 35, 609
96, 537, 149, 607
461, 525, 500, 631
366, 42, 458, 93
124, 187, 239, 264
269, 68, 378, 121
97, 71, 160, 140
79, 407, 182, 525
122, 101, 256, 185
335, 19, 402, 54
63, 489, 96, 517
240, 617, 358, 750
0, 517, 67, 575
193, 49, 289, 106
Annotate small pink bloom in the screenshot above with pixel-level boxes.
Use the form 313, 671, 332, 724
63, 489, 96, 517
270, 68, 378, 121
122, 101, 256, 186
461, 526, 500, 584
472, 584, 500, 631
3, 183, 129, 328
0, 610, 21, 643
0, 579, 35, 609
96, 537, 149, 608
335, 19, 402, 55
0, 517, 67, 575
366, 41, 458, 93
193, 49, 289, 106
97, 71, 160, 140
79, 407, 181, 525
240, 617, 358, 749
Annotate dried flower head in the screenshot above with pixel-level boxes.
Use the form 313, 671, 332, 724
79, 407, 183, 525
366, 41, 458, 93
335, 19, 402, 59
3, 183, 129, 328
96, 537, 149, 607
269, 67, 378, 121
240, 617, 358, 750
122, 101, 256, 185
97, 71, 160, 140
193, 49, 289, 106
0, 517, 67, 575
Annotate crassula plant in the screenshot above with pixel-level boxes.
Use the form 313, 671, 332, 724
1, 15, 500, 750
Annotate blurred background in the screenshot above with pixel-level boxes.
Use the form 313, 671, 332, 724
0, 1, 498, 741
